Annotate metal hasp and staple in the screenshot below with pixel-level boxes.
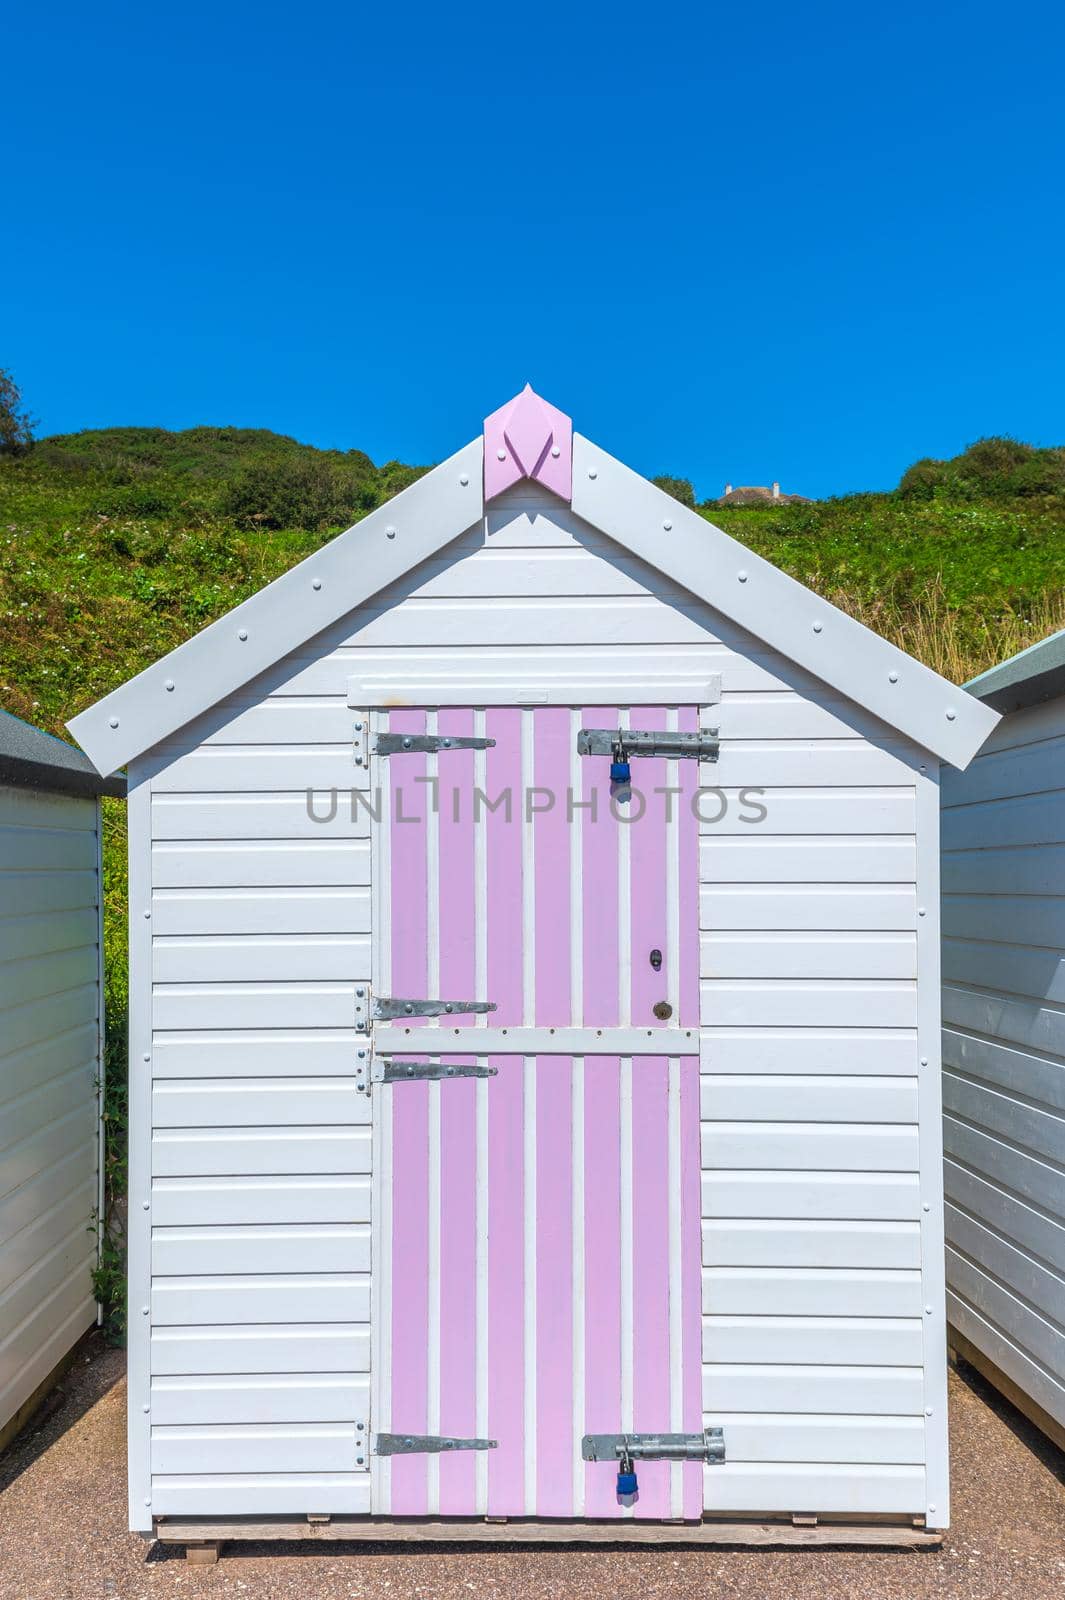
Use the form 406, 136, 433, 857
577, 728, 719, 763
372, 996, 498, 1020
581, 1429, 726, 1465
373, 733, 497, 756
374, 1059, 498, 1084
375, 1434, 498, 1456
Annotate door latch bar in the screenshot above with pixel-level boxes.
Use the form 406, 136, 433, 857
577, 728, 719, 763
372, 996, 498, 1020
375, 1434, 498, 1455
374, 1059, 498, 1083
373, 733, 497, 756
581, 1429, 726, 1465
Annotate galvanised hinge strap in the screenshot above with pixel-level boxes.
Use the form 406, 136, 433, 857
582, 1429, 726, 1465
374, 1059, 498, 1083
372, 996, 498, 1020
577, 728, 719, 762
373, 733, 496, 756
375, 1434, 498, 1456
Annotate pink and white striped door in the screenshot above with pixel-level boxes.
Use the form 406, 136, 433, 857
373, 706, 703, 1521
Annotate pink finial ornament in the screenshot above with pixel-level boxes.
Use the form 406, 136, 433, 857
484, 384, 573, 501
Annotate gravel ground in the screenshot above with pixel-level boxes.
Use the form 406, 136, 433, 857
1, 1336, 1062, 1600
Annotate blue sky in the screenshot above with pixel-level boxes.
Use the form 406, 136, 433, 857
4, 1, 1064, 498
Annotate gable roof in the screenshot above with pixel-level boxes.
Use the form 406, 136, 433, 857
964, 626, 1065, 713
66, 389, 999, 773
0, 708, 126, 798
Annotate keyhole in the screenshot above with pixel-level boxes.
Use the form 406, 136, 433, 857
649, 948, 663, 971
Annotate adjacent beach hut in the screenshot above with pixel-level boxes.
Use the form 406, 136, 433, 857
0, 710, 124, 1448
941, 629, 1065, 1451
68, 387, 998, 1552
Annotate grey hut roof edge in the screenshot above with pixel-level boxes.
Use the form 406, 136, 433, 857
965, 626, 1065, 713
0, 708, 127, 799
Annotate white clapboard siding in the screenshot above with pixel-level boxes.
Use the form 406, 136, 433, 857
705, 743, 918, 787
946, 1252, 1064, 1380
152, 1031, 362, 1079
2, 1104, 97, 1201
945, 1206, 1064, 1312
944, 1118, 1061, 1216
151, 1421, 366, 1475
700, 1029, 918, 1077
700, 933, 917, 980
1, 985, 97, 1061
152, 934, 371, 984
150, 1473, 371, 1515
151, 887, 371, 935
0, 1175, 97, 1297
701, 1267, 923, 1318
941, 733, 1065, 808
942, 843, 1065, 898
945, 1162, 1065, 1276
151, 1274, 370, 1326
0, 824, 97, 872
702, 1365, 923, 1416
702, 1316, 924, 1366
701, 981, 917, 1029
703, 1171, 921, 1221
0, 946, 99, 1012
152, 1078, 367, 1128
149, 747, 371, 795
150, 1373, 369, 1425
704, 1462, 924, 1514
943, 984, 1065, 1059
942, 1030, 1065, 1113
701, 885, 917, 931
153, 838, 370, 888
943, 1072, 1063, 1166
942, 938, 1065, 1006
1, 1062, 98, 1155
150, 1323, 370, 1375
701, 1220, 922, 1270
701, 1123, 918, 1172
0, 1216, 100, 1335
947, 1293, 1065, 1430
700, 791, 916, 837
151, 793, 372, 841
710, 1414, 924, 1465
152, 1223, 371, 1276
150, 1176, 371, 1227
700, 1075, 918, 1124
1, 1023, 99, 1105
701, 836, 916, 880
0, 1141, 97, 1262
0, 907, 99, 963
153, 983, 362, 1030
942, 894, 1065, 951
942, 791, 1065, 850
152, 1127, 371, 1178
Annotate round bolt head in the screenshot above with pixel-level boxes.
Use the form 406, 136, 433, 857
165, 679, 175, 692
496, 449, 506, 460
889, 671, 898, 683
946, 708, 956, 720
460, 474, 469, 486
238, 629, 248, 641
663, 519, 672, 531
142, 1201, 150, 1210
550, 446, 561, 458
386, 526, 396, 539
312, 578, 322, 590
812, 621, 823, 633
588, 468, 597, 479
737, 570, 748, 582
109, 716, 119, 728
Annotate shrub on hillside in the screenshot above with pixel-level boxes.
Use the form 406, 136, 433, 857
652, 474, 697, 507
898, 435, 1065, 499
223, 456, 381, 530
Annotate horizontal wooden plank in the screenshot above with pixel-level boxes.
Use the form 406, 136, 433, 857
700, 1075, 917, 1124
1, 1061, 97, 1159
700, 792, 916, 839
941, 734, 1065, 808
701, 836, 916, 881
152, 1127, 371, 1178
942, 1029, 1065, 1114
703, 743, 918, 788
0, 1174, 97, 1292
700, 885, 916, 932
0, 1022, 99, 1102
152, 935, 371, 984
0, 825, 96, 872
700, 1029, 918, 1077
711, 1414, 924, 1465
151, 1422, 366, 1475
943, 1072, 1064, 1165
941, 791, 1065, 850
162, 698, 368, 748
942, 894, 1065, 951
149, 1373, 369, 1426
943, 984, 1065, 1059
152, 1078, 368, 1128
702, 981, 917, 1029
153, 983, 362, 1030
338, 592, 725, 649
151, 794, 371, 841
152, 1224, 371, 1277
0, 871, 97, 917
702, 1461, 924, 1514
0, 1279, 96, 1432
702, 1221, 921, 1271
152, 888, 371, 936
0, 984, 97, 1061
0, 1216, 96, 1336
0, 1141, 97, 1252
703, 1171, 921, 1221
151, 1273, 370, 1327
153, 839, 370, 888
150, 1323, 370, 1375
152, 1030, 363, 1079
943, 1118, 1062, 1216
151, 1176, 371, 1227
946, 1206, 1065, 1320
702, 1267, 922, 1317
948, 1294, 1065, 1433
942, 844, 1065, 898
945, 1160, 1065, 1275
149, 747, 371, 795
967, 697, 1065, 758
701, 1122, 919, 1172
946, 1250, 1064, 1381
702, 1315, 923, 1365
0, 908, 98, 965
0, 788, 96, 831
149, 1473, 371, 1516
700, 933, 916, 981
943, 938, 1065, 1006
703, 1365, 923, 1416
0, 946, 99, 1011
0, 1106, 97, 1209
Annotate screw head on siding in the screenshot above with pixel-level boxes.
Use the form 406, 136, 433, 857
588, 468, 597, 479
918, 907, 927, 916
238, 629, 248, 641
312, 578, 322, 590
551, 446, 561, 458
386, 526, 397, 539
945, 708, 956, 720
925, 1407, 933, 1415
921, 1057, 928, 1066
923, 1202, 931, 1212
143, 1404, 150, 1412
143, 1054, 150, 1062
889, 672, 898, 683
737, 571, 748, 582
812, 621, 823, 633
460, 473, 469, 485
142, 1201, 150, 1210
496, 449, 507, 461
925, 1305, 933, 1315
142, 1307, 149, 1316
663, 520, 672, 531
143, 910, 151, 919
165, 679, 175, 692
109, 717, 119, 728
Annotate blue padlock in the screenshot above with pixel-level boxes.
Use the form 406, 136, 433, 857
610, 759, 631, 784
616, 1448, 639, 1505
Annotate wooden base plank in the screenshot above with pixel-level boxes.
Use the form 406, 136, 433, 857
156, 1517, 941, 1550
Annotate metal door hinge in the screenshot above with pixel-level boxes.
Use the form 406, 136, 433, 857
577, 728, 719, 763
372, 996, 498, 1020
375, 1434, 498, 1456
582, 1428, 726, 1465
352, 717, 368, 769
373, 733, 496, 756
374, 1058, 498, 1084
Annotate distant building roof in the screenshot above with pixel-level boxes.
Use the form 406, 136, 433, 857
717, 480, 810, 506
0, 709, 126, 798
965, 627, 1065, 714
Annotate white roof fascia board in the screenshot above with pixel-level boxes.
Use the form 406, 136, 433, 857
570, 433, 1000, 770
66, 439, 484, 774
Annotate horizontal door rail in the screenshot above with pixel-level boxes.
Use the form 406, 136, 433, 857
371, 1025, 698, 1056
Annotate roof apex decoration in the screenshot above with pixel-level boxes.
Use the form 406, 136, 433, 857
484, 384, 572, 502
